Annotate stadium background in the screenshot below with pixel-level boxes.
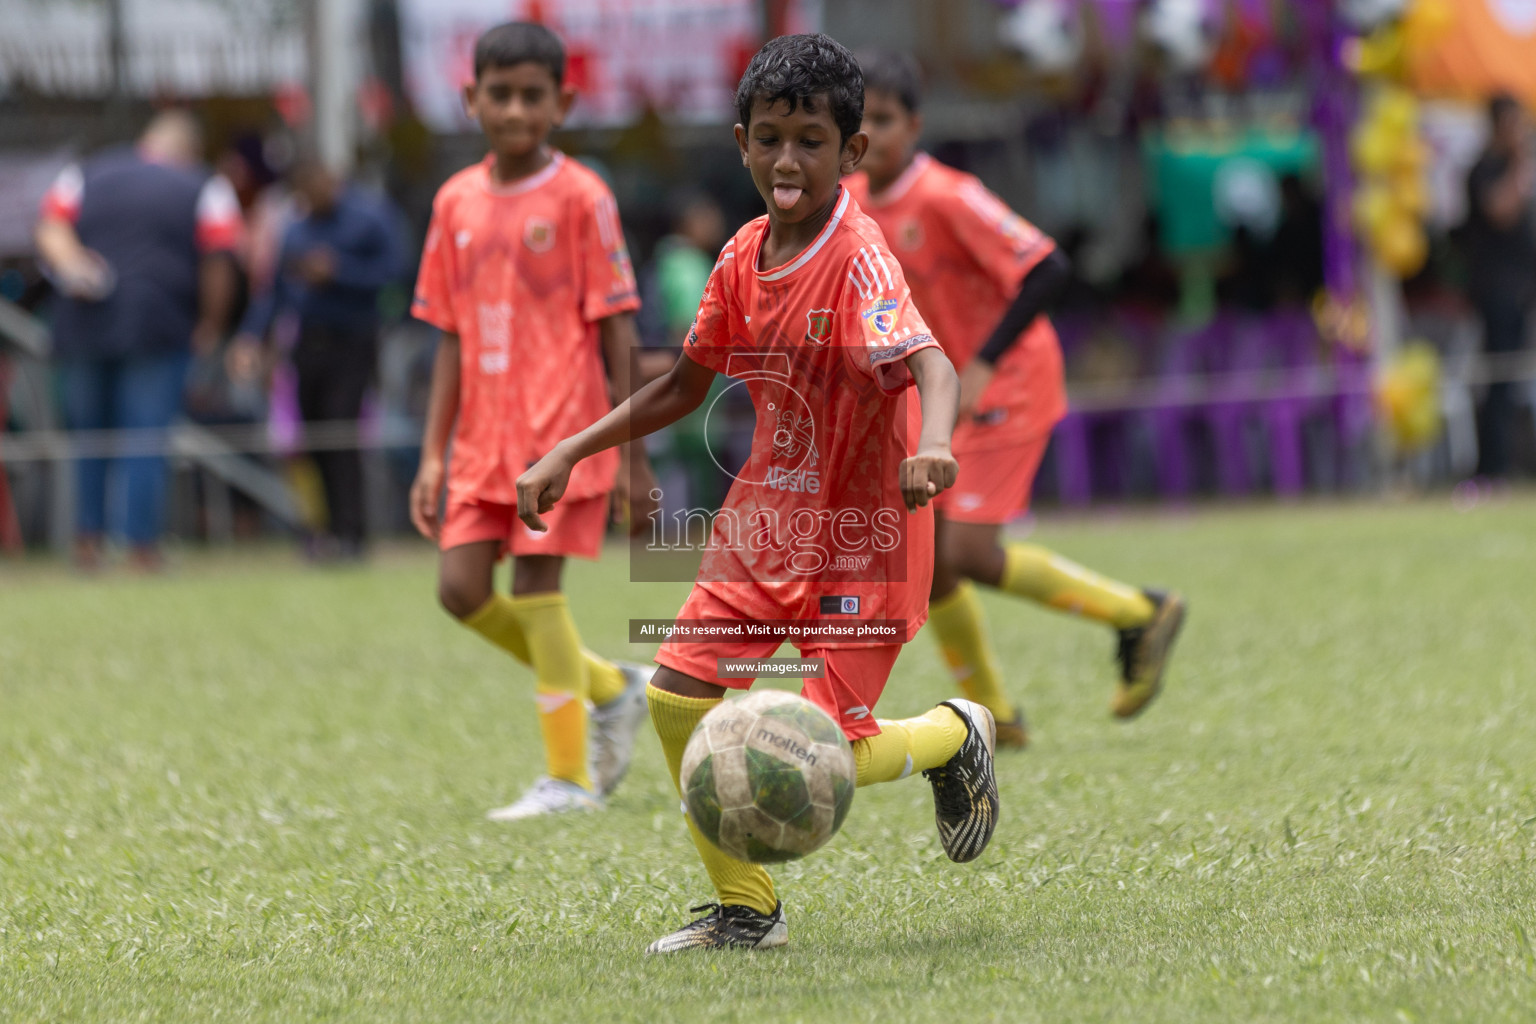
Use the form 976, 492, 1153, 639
3, 0, 1533, 551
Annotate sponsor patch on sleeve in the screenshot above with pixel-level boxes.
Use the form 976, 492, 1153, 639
860, 298, 899, 337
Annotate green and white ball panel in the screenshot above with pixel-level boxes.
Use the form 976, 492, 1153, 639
680, 690, 858, 863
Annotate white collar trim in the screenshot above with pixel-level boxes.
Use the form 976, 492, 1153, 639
481, 150, 565, 196
756, 187, 850, 281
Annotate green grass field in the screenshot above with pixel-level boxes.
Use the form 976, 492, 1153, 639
3, 497, 1535, 1022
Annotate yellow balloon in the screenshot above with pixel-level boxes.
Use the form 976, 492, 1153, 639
1373, 214, 1427, 277
1371, 89, 1418, 139
1348, 26, 1407, 79
1375, 342, 1443, 451
1391, 170, 1429, 214
1351, 123, 1397, 176
1353, 184, 1394, 233
1391, 138, 1429, 173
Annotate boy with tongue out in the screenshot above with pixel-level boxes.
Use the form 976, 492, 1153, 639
515, 32, 1003, 953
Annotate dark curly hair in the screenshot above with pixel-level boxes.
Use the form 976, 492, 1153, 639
858, 49, 923, 113
735, 33, 864, 141
474, 22, 565, 84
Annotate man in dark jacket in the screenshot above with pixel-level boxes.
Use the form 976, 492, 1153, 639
234, 162, 405, 560
35, 110, 242, 570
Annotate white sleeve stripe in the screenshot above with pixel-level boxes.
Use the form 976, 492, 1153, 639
595, 196, 618, 249
864, 250, 888, 291
847, 272, 872, 300
857, 263, 877, 297
713, 252, 736, 272
51, 164, 84, 208
865, 251, 888, 294
196, 174, 240, 223
871, 246, 895, 289
854, 249, 884, 295
851, 254, 876, 296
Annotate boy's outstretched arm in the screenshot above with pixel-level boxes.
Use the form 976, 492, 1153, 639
518, 351, 717, 531
409, 332, 461, 540
901, 345, 961, 511
598, 312, 660, 533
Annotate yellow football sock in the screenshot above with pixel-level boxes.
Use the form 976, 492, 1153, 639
509, 593, 592, 792
648, 683, 777, 916
463, 594, 627, 706
927, 583, 1017, 723
1001, 543, 1153, 630
852, 705, 967, 787
585, 656, 626, 707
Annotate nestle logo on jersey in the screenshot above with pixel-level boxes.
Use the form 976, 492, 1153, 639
763, 466, 821, 493
861, 298, 898, 336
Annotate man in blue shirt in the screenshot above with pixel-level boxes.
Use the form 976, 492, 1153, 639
35, 110, 243, 571
235, 162, 405, 560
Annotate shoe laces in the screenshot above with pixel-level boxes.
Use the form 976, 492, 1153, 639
688, 902, 724, 920
922, 752, 975, 819
681, 902, 770, 935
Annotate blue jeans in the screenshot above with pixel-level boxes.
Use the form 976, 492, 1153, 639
59, 353, 188, 547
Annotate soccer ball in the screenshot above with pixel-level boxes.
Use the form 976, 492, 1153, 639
681, 690, 857, 864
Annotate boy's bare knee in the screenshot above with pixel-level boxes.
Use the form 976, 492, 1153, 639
438, 577, 490, 620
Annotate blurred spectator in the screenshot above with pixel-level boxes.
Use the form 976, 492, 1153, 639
652, 192, 726, 341
232, 161, 405, 560
640, 193, 734, 511
34, 110, 242, 571
1269, 174, 1324, 307
1463, 94, 1536, 480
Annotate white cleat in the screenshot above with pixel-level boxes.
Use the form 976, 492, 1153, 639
589, 661, 655, 798
485, 777, 602, 822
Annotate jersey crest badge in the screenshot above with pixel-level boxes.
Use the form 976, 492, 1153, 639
523, 217, 556, 253
805, 308, 835, 346
898, 220, 923, 250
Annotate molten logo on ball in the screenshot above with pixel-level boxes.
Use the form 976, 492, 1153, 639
680, 690, 857, 863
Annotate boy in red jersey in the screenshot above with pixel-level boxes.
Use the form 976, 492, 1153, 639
845, 52, 1186, 745
410, 23, 657, 821
517, 34, 1000, 953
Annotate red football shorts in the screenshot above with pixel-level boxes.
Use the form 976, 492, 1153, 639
934, 423, 1051, 525
654, 585, 900, 741
440, 494, 609, 560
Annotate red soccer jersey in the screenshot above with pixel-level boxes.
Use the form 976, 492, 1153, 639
846, 153, 1066, 443
682, 188, 939, 645
412, 152, 640, 506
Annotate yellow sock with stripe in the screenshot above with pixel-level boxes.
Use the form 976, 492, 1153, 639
462, 593, 627, 706
647, 683, 778, 916
851, 705, 967, 787
927, 583, 1017, 723
506, 593, 591, 792
1001, 543, 1153, 630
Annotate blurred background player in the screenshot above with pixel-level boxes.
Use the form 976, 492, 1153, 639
516, 33, 998, 954
846, 52, 1186, 745
408, 22, 658, 821
34, 110, 243, 572
233, 160, 407, 561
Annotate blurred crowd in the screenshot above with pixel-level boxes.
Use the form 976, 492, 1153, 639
4, 92, 1535, 569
